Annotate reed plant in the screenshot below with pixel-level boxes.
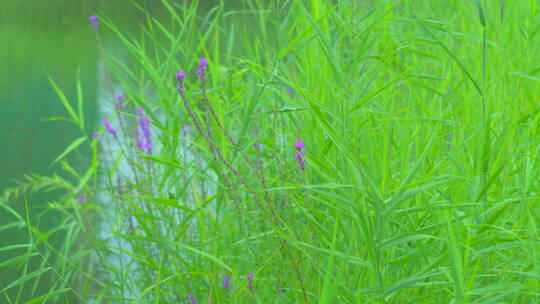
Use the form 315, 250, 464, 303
1, 0, 540, 303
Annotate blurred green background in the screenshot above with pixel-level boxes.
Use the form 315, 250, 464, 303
0, 0, 141, 300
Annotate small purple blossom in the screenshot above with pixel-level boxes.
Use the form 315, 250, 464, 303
176, 71, 187, 92
286, 88, 294, 94
116, 103, 125, 108
116, 94, 125, 100
221, 274, 231, 290
188, 295, 199, 304
293, 138, 305, 150
92, 132, 99, 139
102, 120, 116, 135
135, 108, 152, 153
293, 138, 306, 171
246, 273, 255, 289
78, 194, 88, 204
176, 71, 187, 82
88, 15, 99, 28
195, 57, 208, 80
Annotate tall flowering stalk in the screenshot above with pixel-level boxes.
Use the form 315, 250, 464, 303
293, 138, 306, 171
135, 108, 152, 154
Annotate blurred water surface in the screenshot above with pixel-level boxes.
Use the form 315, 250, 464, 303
0, 0, 145, 300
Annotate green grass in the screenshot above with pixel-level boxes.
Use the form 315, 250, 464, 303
1, 0, 540, 303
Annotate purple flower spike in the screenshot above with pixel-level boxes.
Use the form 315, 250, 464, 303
135, 109, 152, 154
102, 120, 116, 135
176, 71, 187, 82
293, 138, 306, 171
195, 57, 209, 80
116, 94, 125, 101
92, 132, 99, 139
188, 295, 199, 304
246, 273, 255, 289
221, 274, 231, 290
293, 138, 305, 150
176, 71, 187, 92
90, 21, 99, 28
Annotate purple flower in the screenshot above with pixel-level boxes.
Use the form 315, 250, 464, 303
176, 71, 187, 82
116, 94, 125, 101
221, 274, 231, 290
246, 273, 255, 289
286, 88, 294, 94
88, 15, 99, 28
293, 138, 305, 150
175, 71, 187, 92
293, 138, 305, 171
116, 103, 125, 108
78, 194, 88, 204
188, 295, 199, 304
92, 132, 99, 139
102, 120, 116, 135
135, 109, 152, 153
195, 57, 208, 80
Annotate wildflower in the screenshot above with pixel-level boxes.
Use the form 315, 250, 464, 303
92, 132, 99, 139
175, 71, 187, 93
188, 295, 199, 304
293, 138, 305, 171
176, 71, 187, 82
221, 274, 231, 290
88, 15, 98, 28
115, 95, 125, 108
286, 88, 294, 94
102, 120, 116, 135
246, 273, 255, 289
135, 108, 152, 153
195, 57, 208, 80
78, 194, 88, 204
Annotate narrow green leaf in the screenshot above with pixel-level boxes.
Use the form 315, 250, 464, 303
52, 136, 87, 165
